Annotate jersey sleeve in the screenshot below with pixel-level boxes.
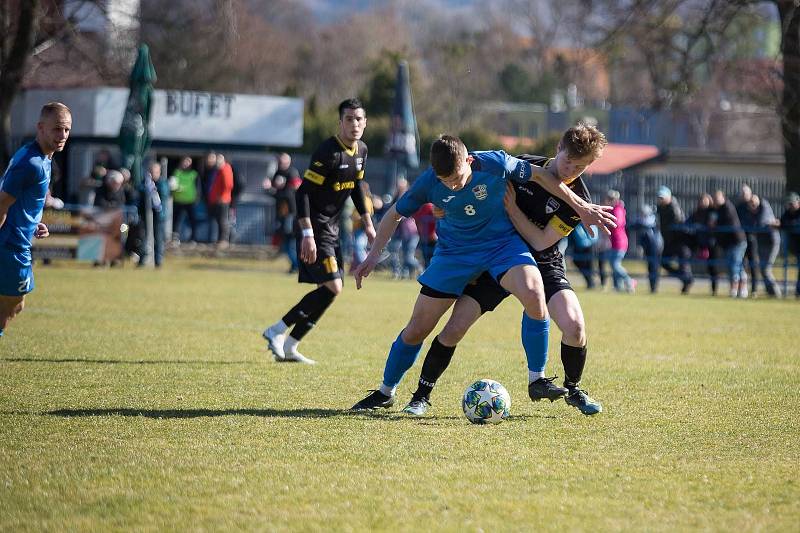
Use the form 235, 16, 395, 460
303, 143, 336, 186
395, 168, 434, 217
0, 158, 34, 198
503, 152, 533, 184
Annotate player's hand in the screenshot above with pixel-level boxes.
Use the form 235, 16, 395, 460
300, 236, 317, 264
34, 223, 49, 239
365, 224, 377, 247
353, 253, 379, 290
432, 206, 445, 219
578, 203, 616, 238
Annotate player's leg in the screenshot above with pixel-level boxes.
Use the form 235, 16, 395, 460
281, 278, 342, 364
352, 252, 482, 410
403, 296, 482, 416
498, 263, 567, 402
263, 241, 341, 363
547, 289, 602, 415
351, 291, 455, 410
0, 295, 25, 337
0, 249, 33, 337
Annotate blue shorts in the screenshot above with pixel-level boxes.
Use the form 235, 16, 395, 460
418, 234, 536, 295
0, 247, 34, 296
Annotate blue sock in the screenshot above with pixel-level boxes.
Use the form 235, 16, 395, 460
382, 332, 423, 389
0, 329, 3, 337
521, 313, 549, 373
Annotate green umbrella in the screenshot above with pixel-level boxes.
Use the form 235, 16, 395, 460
119, 44, 157, 188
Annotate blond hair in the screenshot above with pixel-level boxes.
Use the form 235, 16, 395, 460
39, 102, 71, 120
561, 122, 607, 159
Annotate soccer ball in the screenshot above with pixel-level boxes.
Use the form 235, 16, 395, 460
462, 379, 511, 424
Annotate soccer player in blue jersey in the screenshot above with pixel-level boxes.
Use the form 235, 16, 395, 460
350, 135, 614, 410
0, 102, 72, 337
402, 124, 608, 417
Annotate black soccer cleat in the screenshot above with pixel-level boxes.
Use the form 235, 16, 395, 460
565, 387, 603, 415
528, 376, 569, 402
350, 390, 395, 411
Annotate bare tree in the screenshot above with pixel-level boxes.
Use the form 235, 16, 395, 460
0, 0, 134, 167
770, 0, 800, 193
0, 0, 42, 167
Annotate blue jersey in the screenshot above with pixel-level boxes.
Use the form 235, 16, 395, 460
0, 141, 51, 251
395, 150, 532, 254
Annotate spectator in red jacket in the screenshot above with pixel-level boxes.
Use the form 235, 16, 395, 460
208, 153, 234, 248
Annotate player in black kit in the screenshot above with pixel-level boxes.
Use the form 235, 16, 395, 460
402, 123, 608, 416
262, 98, 375, 364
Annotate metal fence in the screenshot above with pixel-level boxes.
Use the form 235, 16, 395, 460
585, 172, 787, 218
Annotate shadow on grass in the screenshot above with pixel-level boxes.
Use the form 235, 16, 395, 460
1, 358, 252, 366
43, 407, 351, 419
187, 263, 271, 273
10, 408, 555, 422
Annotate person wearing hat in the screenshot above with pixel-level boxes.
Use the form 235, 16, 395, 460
780, 192, 800, 297
656, 186, 693, 294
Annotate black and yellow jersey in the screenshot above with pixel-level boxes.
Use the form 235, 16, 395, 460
296, 135, 368, 244
513, 154, 590, 263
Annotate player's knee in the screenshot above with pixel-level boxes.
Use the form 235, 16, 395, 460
402, 321, 434, 345
325, 283, 342, 298
518, 288, 546, 319
562, 318, 586, 346
439, 320, 469, 345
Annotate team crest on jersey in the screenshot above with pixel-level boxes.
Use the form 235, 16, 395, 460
355, 158, 364, 170
545, 197, 560, 214
472, 184, 488, 201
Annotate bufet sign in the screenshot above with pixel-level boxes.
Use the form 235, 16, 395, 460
154, 90, 303, 147
14, 87, 304, 147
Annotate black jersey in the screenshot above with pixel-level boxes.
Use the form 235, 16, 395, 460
513, 154, 590, 264
298, 135, 368, 244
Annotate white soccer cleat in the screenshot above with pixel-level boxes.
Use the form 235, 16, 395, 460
283, 348, 316, 365
262, 327, 286, 361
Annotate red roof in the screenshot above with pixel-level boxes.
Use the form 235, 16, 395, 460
587, 143, 660, 175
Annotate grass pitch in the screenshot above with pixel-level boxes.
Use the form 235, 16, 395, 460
1, 257, 798, 531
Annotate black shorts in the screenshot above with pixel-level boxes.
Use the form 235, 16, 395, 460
462, 261, 572, 314
297, 239, 343, 284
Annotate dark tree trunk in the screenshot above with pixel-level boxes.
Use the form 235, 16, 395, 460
0, 0, 40, 168
778, 0, 800, 194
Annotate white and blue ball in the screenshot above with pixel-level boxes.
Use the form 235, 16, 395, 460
462, 379, 511, 424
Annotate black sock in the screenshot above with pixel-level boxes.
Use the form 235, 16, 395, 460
412, 336, 457, 400
561, 342, 587, 388
288, 287, 337, 341
282, 286, 336, 327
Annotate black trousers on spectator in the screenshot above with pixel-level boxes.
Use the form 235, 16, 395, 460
661, 240, 693, 284
173, 202, 197, 242
210, 202, 231, 244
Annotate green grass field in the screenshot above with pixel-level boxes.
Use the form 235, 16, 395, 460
1, 257, 798, 531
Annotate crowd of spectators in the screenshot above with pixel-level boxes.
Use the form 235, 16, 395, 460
71, 149, 244, 267
570, 184, 800, 298
63, 150, 800, 298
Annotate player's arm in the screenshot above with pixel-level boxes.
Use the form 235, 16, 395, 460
503, 184, 562, 251
527, 165, 615, 237
294, 181, 317, 264
352, 204, 403, 289
0, 191, 16, 232
295, 145, 336, 264
349, 179, 375, 245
